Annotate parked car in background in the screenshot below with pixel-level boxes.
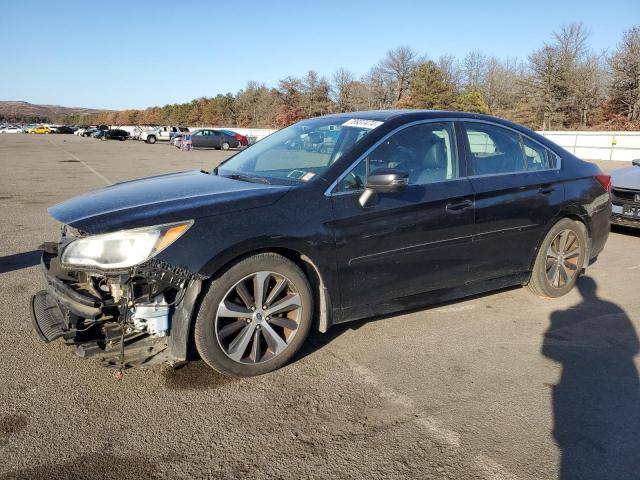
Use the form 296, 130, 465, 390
31, 110, 611, 377
30, 126, 51, 134
190, 129, 239, 150
611, 160, 640, 228
55, 126, 76, 134
95, 129, 129, 141
82, 128, 99, 137
0, 126, 22, 133
220, 129, 249, 147
24, 124, 39, 133
140, 126, 189, 144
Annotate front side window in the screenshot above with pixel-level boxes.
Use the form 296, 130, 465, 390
217, 117, 382, 184
335, 122, 458, 193
463, 122, 526, 175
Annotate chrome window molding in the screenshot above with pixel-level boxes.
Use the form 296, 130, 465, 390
324, 117, 562, 197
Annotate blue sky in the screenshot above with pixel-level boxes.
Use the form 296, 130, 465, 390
1, 0, 637, 110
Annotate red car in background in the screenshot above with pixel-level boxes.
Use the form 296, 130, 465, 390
220, 129, 248, 146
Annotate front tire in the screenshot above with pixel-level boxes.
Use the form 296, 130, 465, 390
194, 253, 313, 377
527, 218, 587, 298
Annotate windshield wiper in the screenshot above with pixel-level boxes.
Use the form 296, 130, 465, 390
225, 173, 271, 185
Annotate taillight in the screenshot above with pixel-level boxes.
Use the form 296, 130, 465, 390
594, 174, 612, 192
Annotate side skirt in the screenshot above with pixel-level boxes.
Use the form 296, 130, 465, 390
333, 272, 530, 325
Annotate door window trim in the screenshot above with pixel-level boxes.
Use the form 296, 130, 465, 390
325, 118, 461, 197
460, 119, 562, 178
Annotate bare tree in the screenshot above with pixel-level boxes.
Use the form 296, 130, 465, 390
482, 57, 524, 114
608, 26, 640, 121
437, 54, 462, 89
363, 65, 394, 109
380, 46, 419, 103
331, 67, 355, 112
462, 50, 489, 87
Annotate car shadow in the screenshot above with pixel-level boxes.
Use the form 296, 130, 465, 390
0, 250, 40, 274
295, 285, 523, 362
542, 276, 640, 479
611, 224, 640, 237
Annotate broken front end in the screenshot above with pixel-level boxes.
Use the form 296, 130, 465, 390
31, 223, 202, 370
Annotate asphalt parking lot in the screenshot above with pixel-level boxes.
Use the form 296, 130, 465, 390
1, 134, 639, 480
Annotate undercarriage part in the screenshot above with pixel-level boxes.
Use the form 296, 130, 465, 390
31, 290, 68, 342
74, 323, 170, 368
131, 294, 170, 336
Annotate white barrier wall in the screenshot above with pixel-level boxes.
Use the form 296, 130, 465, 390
537, 131, 640, 162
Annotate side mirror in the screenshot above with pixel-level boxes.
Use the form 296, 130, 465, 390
632, 159, 640, 167
358, 168, 409, 207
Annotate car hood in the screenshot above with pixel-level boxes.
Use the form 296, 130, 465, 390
611, 166, 640, 190
48, 170, 290, 234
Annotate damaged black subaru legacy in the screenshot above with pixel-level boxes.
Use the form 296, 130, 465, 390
32, 111, 612, 377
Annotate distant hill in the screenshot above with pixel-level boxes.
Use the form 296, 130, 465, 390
0, 101, 111, 122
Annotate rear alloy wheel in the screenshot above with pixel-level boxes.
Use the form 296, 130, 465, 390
194, 253, 313, 376
527, 219, 587, 297
221, 142, 230, 150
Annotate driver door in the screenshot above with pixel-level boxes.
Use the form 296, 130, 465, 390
329, 121, 475, 311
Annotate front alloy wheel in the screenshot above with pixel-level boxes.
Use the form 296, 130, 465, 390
194, 253, 313, 376
216, 271, 302, 364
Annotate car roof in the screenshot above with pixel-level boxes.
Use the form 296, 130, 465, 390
321, 109, 518, 124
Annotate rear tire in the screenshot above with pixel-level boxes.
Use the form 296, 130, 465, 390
221, 142, 230, 151
527, 218, 588, 298
147, 136, 156, 144
194, 253, 313, 377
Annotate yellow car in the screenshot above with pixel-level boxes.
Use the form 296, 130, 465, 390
30, 126, 51, 134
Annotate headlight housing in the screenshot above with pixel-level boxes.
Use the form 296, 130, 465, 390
61, 221, 193, 269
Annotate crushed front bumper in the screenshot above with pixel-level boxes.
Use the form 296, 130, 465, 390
30, 249, 197, 369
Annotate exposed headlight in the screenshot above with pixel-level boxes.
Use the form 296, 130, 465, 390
61, 221, 193, 269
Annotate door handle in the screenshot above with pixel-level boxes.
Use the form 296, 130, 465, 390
445, 199, 473, 214
539, 185, 555, 195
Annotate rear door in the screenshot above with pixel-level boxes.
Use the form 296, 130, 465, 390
211, 130, 224, 148
191, 130, 205, 148
460, 121, 563, 281
330, 121, 475, 310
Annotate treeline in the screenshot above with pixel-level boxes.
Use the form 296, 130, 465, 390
59, 23, 640, 131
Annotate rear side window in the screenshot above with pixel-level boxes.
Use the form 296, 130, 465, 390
463, 122, 525, 176
522, 136, 556, 170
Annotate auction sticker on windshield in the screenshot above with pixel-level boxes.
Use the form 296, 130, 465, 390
342, 119, 384, 129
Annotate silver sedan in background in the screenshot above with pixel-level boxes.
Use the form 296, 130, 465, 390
611, 159, 640, 228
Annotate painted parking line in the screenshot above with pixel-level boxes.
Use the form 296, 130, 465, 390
332, 350, 520, 480
47, 137, 112, 185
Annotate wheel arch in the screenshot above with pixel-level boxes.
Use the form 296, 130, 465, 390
169, 244, 334, 362
207, 246, 333, 333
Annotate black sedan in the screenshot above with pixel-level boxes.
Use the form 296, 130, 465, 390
95, 128, 129, 141
190, 128, 240, 149
55, 126, 76, 134
31, 110, 611, 377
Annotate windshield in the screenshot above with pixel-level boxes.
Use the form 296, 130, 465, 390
217, 116, 383, 184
